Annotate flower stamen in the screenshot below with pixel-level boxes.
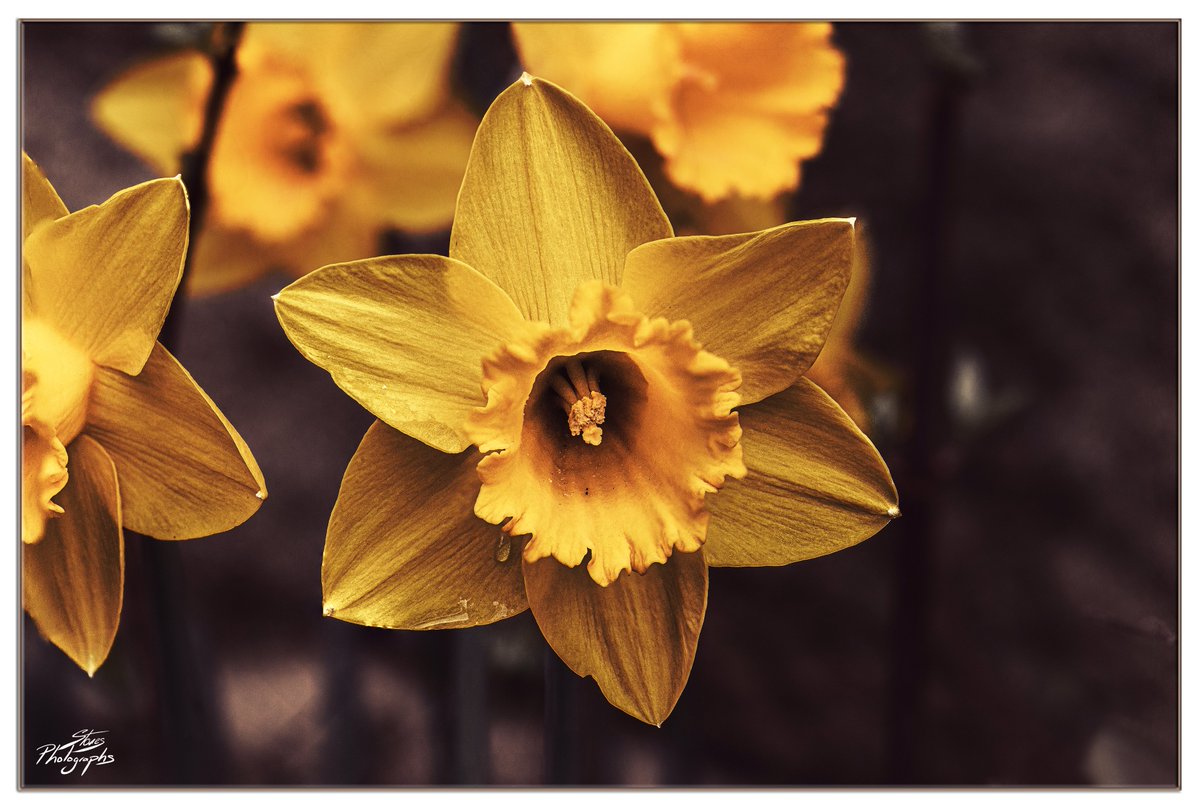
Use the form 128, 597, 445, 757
551, 358, 608, 446
280, 99, 332, 175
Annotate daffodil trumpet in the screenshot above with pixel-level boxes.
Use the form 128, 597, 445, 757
275, 75, 897, 725
513, 22, 845, 202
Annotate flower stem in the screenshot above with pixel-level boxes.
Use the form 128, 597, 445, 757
885, 22, 978, 785
159, 21, 243, 346
140, 21, 243, 784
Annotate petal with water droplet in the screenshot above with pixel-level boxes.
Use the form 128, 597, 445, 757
323, 421, 527, 629
23, 435, 124, 676
524, 548, 707, 726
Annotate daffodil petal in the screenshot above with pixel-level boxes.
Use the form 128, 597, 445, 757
704, 378, 897, 567
804, 349, 873, 432
184, 225, 277, 296
85, 342, 265, 540
360, 99, 478, 234
24, 177, 189, 375
330, 22, 461, 123
191, 206, 373, 298
450, 75, 672, 326
684, 193, 788, 236
22, 428, 68, 545
653, 23, 845, 201
244, 22, 459, 123
22, 153, 69, 317
275, 255, 525, 453
323, 420, 527, 629
806, 231, 876, 429
511, 22, 677, 135
22, 152, 68, 241
524, 549, 707, 726
821, 222, 873, 350
91, 50, 211, 175
23, 435, 124, 676
272, 198, 381, 284
622, 218, 855, 404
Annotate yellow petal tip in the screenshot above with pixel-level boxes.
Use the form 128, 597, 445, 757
270, 292, 281, 303
255, 489, 265, 501
887, 505, 901, 518
323, 604, 335, 617
520, 71, 534, 86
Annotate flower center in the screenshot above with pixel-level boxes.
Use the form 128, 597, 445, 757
278, 99, 332, 176
520, 351, 651, 502
22, 318, 95, 544
548, 356, 612, 446
209, 49, 351, 242
22, 319, 93, 445
466, 282, 746, 586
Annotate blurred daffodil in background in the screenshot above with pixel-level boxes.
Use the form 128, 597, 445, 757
92, 22, 476, 295
274, 76, 897, 725
676, 205, 885, 433
513, 22, 845, 204
806, 229, 893, 431
21, 154, 266, 674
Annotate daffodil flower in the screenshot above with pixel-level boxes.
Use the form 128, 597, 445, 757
274, 76, 896, 725
513, 22, 845, 202
92, 22, 477, 294
21, 154, 266, 674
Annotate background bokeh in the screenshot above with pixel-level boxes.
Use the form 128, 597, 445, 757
20, 20, 1178, 786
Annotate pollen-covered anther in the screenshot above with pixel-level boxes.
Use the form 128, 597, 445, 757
552, 358, 608, 445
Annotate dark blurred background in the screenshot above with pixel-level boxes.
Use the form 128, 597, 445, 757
20, 21, 1178, 786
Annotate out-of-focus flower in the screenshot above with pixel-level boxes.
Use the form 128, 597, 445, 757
274, 76, 896, 725
638, 146, 886, 431
513, 22, 845, 203
807, 230, 892, 431
21, 154, 266, 674
92, 22, 477, 294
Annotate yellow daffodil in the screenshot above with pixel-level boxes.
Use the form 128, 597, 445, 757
513, 22, 845, 202
274, 76, 896, 725
21, 154, 266, 674
92, 22, 477, 295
